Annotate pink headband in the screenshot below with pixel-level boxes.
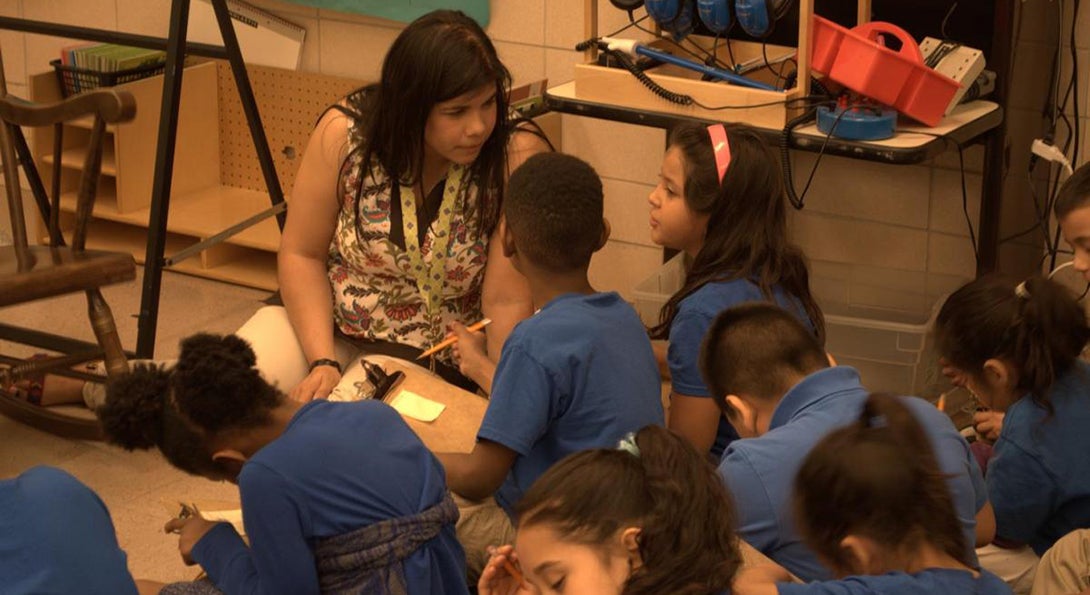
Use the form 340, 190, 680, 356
707, 124, 731, 183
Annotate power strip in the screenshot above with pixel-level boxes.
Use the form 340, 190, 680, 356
919, 37, 986, 114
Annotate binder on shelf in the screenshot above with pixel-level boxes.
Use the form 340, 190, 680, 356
187, 0, 306, 70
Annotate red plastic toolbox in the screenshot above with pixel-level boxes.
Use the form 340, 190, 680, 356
810, 16, 960, 127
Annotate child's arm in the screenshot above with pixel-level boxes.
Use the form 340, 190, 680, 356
668, 393, 721, 454
437, 439, 518, 502
976, 500, 996, 547
651, 340, 671, 379
450, 322, 498, 393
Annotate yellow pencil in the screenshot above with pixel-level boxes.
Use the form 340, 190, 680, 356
417, 318, 492, 360
936, 393, 946, 412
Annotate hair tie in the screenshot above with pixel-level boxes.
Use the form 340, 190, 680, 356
617, 432, 641, 458
1015, 281, 1030, 300
706, 123, 732, 183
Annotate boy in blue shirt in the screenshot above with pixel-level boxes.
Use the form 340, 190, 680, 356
699, 303, 991, 582
438, 152, 665, 572
0, 466, 138, 595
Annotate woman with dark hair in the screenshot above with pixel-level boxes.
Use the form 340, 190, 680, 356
98, 333, 468, 595
270, 10, 548, 401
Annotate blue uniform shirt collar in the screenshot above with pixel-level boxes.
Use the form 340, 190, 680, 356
768, 366, 865, 430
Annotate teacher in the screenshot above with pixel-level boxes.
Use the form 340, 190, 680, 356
270, 10, 548, 401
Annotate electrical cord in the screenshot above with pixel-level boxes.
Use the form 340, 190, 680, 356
909, 130, 979, 267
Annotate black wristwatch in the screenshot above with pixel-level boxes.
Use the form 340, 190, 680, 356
309, 358, 342, 373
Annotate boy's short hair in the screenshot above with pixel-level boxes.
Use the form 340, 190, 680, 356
504, 152, 604, 272
1055, 162, 1090, 219
699, 303, 829, 410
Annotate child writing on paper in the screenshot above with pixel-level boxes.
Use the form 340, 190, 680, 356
647, 122, 824, 460
701, 303, 989, 581
97, 333, 468, 595
478, 425, 740, 595
933, 275, 1090, 592
438, 152, 664, 578
733, 393, 1012, 595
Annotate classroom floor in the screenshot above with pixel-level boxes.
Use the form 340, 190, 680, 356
0, 268, 269, 584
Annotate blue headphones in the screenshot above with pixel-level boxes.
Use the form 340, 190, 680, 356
735, 0, 793, 37
646, 0, 695, 39
692, 0, 794, 38
697, 0, 731, 34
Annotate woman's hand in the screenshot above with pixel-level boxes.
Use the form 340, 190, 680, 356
163, 513, 220, 566
973, 410, 1005, 443
290, 366, 342, 402
450, 322, 495, 392
479, 545, 537, 595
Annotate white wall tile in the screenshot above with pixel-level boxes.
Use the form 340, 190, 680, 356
494, 40, 545, 87
0, 30, 25, 87
116, 0, 170, 37
1017, 0, 1059, 45
790, 211, 929, 271
1067, 0, 1090, 50
930, 143, 984, 174
545, 47, 577, 86
791, 153, 930, 229
544, 0, 582, 49
928, 232, 978, 278
929, 168, 982, 237
317, 19, 398, 80
1057, 47, 1090, 120
589, 240, 663, 299
1009, 41, 1059, 112
488, 0, 544, 46
561, 114, 664, 185
0, 0, 19, 18
602, 177, 656, 247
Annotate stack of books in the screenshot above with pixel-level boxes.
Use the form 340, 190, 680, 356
61, 43, 166, 74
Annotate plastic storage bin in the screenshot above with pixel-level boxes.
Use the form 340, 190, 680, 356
809, 260, 967, 398
633, 253, 687, 328
631, 256, 966, 398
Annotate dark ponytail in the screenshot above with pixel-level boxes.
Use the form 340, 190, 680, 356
934, 275, 1090, 411
98, 363, 226, 480
516, 425, 740, 594
97, 333, 284, 481
649, 123, 824, 345
171, 333, 281, 434
794, 393, 970, 575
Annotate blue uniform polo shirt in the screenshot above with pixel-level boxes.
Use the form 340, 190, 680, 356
777, 568, 1011, 594
988, 360, 1090, 555
0, 466, 137, 595
717, 366, 986, 581
668, 279, 813, 459
478, 292, 665, 518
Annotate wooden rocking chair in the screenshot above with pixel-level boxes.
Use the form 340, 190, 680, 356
0, 53, 138, 440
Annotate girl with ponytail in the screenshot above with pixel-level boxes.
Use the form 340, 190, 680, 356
933, 275, 1090, 558
97, 333, 468, 595
478, 424, 741, 595
734, 393, 1012, 595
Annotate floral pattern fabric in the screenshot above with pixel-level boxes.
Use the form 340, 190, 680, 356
328, 123, 488, 364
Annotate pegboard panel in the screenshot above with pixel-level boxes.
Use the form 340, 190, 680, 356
216, 61, 364, 196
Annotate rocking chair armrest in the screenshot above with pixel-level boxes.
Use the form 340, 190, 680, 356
0, 89, 136, 127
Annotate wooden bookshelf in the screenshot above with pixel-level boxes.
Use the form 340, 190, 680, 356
29, 61, 283, 290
